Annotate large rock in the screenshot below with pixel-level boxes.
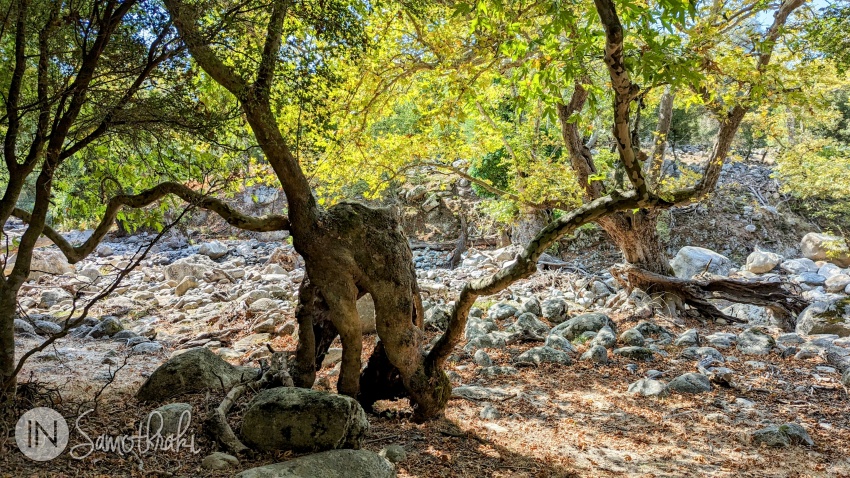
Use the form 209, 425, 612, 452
737, 327, 776, 355
722, 303, 774, 326
666, 372, 711, 394
87, 317, 124, 338
800, 233, 850, 267
796, 299, 850, 337
541, 298, 568, 323
356, 294, 377, 334
136, 347, 257, 402
745, 248, 782, 274
751, 423, 814, 448
164, 254, 216, 282
780, 258, 818, 275
241, 388, 369, 452
149, 403, 193, 435
628, 378, 669, 397
551, 313, 616, 340
424, 306, 451, 331
507, 313, 550, 340
825, 274, 850, 293
198, 241, 229, 259
235, 450, 395, 478
671, 246, 733, 279
514, 346, 571, 366
38, 288, 72, 308
3, 249, 75, 281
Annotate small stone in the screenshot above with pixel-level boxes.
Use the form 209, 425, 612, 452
480, 404, 501, 420
520, 297, 542, 316
544, 334, 577, 353
198, 241, 229, 259
202, 452, 239, 470
681, 346, 724, 362
175, 276, 199, 297
675, 329, 700, 346
581, 344, 608, 364
737, 327, 776, 355
473, 350, 492, 367
541, 298, 568, 323
746, 249, 784, 273
132, 342, 163, 354
96, 245, 114, 257
379, 445, 407, 464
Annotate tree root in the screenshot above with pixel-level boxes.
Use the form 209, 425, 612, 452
611, 264, 808, 330
205, 351, 294, 454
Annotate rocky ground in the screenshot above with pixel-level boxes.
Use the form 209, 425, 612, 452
2, 161, 850, 477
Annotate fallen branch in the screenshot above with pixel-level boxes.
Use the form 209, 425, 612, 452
611, 264, 808, 329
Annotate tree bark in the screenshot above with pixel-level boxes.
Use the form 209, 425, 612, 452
0, 285, 18, 397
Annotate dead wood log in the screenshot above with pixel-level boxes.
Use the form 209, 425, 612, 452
611, 264, 808, 329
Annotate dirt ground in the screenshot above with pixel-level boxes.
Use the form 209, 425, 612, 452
1, 315, 848, 478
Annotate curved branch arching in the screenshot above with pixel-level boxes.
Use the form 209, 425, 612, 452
12, 181, 289, 264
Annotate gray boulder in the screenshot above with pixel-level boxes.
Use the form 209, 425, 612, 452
681, 346, 724, 362
235, 449, 395, 478
473, 350, 492, 367
13, 319, 36, 336
136, 347, 257, 402
164, 254, 216, 282
424, 306, 451, 331
628, 378, 669, 397
241, 388, 369, 452
800, 232, 850, 267
737, 327, 776, 355
551, 313, 617, 340
796, 299, 850, 337
465, 317, 498, 340
201, 452, 239, 471
745, 248, 782, 274
488, 303, 518, 320
580, 344, 608, 364
666, 372, 711, 394
826, 274, 850, 293
87, 316, 124, 338
780, 258, 818, 275
674, 329, 700, 347
590, 326, 617, 348
149, 403, 193, 435
39, 288, 72, 308
842, 369, 850, 389
544, 334, 576, 353
198, 240, 229, 259
507, 312, 550, 340
613, 346, 654, 361
4, 249, 74, 281
751, 423, 814, 448
619, 328, 645, 346
671, 246, 733, 279
515, 346, 571, 366
520, 297, 542, 316
541, 298, 568, 323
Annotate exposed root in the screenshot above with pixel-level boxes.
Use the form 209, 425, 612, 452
611, 264, 808, 329
205, 351, 294, 454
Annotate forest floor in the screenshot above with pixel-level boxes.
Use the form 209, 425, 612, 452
1, 158, 849, 477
